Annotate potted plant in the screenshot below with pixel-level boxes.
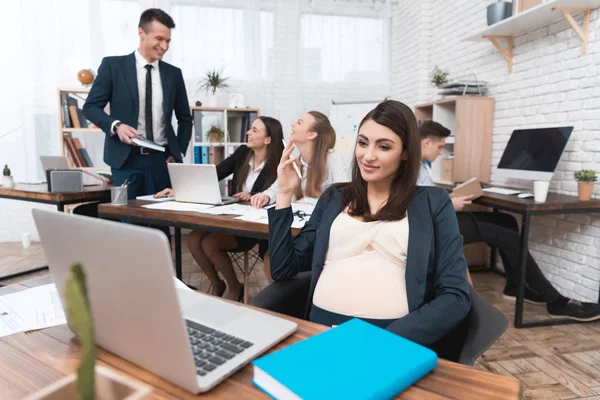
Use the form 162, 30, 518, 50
199, 67, 230, 107
206, 125, 225, 143
2, 164, 15, 188
574, 169, 597, 201
430, 66, 449, 88
25, 264, 151, 400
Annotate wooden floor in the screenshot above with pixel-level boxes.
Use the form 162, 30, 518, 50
2, 240, 600, 400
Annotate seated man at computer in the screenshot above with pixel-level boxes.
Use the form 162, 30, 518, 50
418, 121, 600, 321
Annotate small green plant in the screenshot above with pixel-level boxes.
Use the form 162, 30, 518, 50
3, 165, 10, 176
430, 66, 450, 88
199, 67, 230, 95
65, 263, 95, 400
574, 169, 597, 182
206, 125, 225, 142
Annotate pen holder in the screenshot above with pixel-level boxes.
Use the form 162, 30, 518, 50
111, 186, 128, 206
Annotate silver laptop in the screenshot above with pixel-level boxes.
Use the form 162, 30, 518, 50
40, 155, 70, 171
168, 163, 239, 205
32, 209, 297, 394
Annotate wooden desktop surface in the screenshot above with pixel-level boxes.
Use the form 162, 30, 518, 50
438, 183, 600, 213
98, 200, 301, 238
0, 276, 523, 400
0, 183, 111, 205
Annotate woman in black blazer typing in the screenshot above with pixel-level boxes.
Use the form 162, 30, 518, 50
157, 116, 284, 300
267, 100, 471, 348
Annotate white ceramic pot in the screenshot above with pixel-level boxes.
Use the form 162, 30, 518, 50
1, 175, 14, 188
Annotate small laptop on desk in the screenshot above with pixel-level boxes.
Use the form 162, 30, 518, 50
168, 163, 238, 205
32, 209, 297, 394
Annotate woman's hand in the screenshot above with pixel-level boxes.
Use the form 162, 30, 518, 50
233, 192, 252, 202
155, 188, 174, 198
276, 140, 301, 196
250, 193, 270, 208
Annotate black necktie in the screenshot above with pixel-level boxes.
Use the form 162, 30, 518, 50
144, 64, 154, 141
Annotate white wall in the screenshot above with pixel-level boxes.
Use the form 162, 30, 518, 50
391, 0, 600, 302
0, 0, 388, 243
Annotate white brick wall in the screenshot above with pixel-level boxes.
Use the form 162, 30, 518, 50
391, 0, 600, 301
1, 0, 388, 243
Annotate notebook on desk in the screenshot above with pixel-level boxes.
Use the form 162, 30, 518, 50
252, 318, 438, 399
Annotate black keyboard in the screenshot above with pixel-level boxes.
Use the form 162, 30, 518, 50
186, 320, 254, 377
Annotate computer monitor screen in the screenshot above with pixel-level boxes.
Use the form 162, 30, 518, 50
496, 126, 573, 181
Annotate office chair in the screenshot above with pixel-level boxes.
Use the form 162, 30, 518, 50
251, 274, 507, 365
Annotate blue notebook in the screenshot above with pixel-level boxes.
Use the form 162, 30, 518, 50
252, 318, 438, 400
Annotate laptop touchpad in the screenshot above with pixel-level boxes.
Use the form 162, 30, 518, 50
184, 299, 246, 328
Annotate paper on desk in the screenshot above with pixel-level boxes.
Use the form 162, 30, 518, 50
142, 201, 214, 212
136, 194, 175, 202
0, 284, 66, 337
201, 204, 259, 215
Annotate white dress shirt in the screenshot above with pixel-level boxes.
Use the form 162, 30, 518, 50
134, 50, 166, 145
242, 156, 266, 193
262, 151, 352, 205
417, 162, 434, 186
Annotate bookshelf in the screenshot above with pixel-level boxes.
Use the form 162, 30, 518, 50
190, 107, 260, 165
57, 88, 109, 173
415, 96, 495, 268
415, 96, 495, 186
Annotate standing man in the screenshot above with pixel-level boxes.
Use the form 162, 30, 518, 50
83, 8, 192, 199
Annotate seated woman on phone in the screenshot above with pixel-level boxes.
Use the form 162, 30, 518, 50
248, 111, 351, 281
155, 116, 284, 300
266, 100, 471, 349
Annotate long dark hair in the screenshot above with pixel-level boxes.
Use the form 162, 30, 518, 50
237, 116, 284, 192
301, 111, 336, 198
343, 100, 421, 222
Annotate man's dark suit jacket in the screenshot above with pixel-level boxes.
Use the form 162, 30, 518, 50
83, 52, 193, 169
267, 185, 471, 348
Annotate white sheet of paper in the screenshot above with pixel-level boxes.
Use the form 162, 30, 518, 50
136, 194, 175, 202
142, 201, 214, 213
201, 204, 259, 215
0, 284, 66, 337
291, 202, 315, 214
173, 277, 194, 292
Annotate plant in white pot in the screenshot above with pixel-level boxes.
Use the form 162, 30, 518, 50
199, 67, 230, 107
25, 263, 151, 400
2, 164, 15, 188
574, 169, 597, 201
206, 125, 225, 143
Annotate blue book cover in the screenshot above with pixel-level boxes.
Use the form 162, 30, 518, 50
200, 146, 209, 164
252, 318, 438, 400
194, 146, 200, 164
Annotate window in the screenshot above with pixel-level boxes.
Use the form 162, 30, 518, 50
171, 5, 273, 81
100, 0, 140, 57
301, 14, 386, 83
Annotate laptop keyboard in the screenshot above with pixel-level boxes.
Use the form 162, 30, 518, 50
186, 320, 254, 377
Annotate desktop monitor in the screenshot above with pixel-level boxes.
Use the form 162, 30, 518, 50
495, 126, 573, 181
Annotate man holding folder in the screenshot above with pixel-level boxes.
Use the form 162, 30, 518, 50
83, 8, 192, 200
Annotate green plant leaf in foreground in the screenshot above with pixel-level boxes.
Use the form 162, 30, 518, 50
65, 263, 96, 400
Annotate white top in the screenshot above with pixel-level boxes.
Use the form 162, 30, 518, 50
242, 155, 266, 193
262, 151, 351, 205
312, 211, 410, 319
134, 50, 166, 145
417, 162, 433, 186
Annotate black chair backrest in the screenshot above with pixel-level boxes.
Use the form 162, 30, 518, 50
458, 287, 508, 365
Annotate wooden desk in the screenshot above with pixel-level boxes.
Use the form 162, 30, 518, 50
465, 188, 600, 328
0, 184, 111, 279
0, 183, 111, 212
98, 201, 300, 280
0, 276, 523, 400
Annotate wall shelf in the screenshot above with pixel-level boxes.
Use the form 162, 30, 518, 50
466, 0, 600, 72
